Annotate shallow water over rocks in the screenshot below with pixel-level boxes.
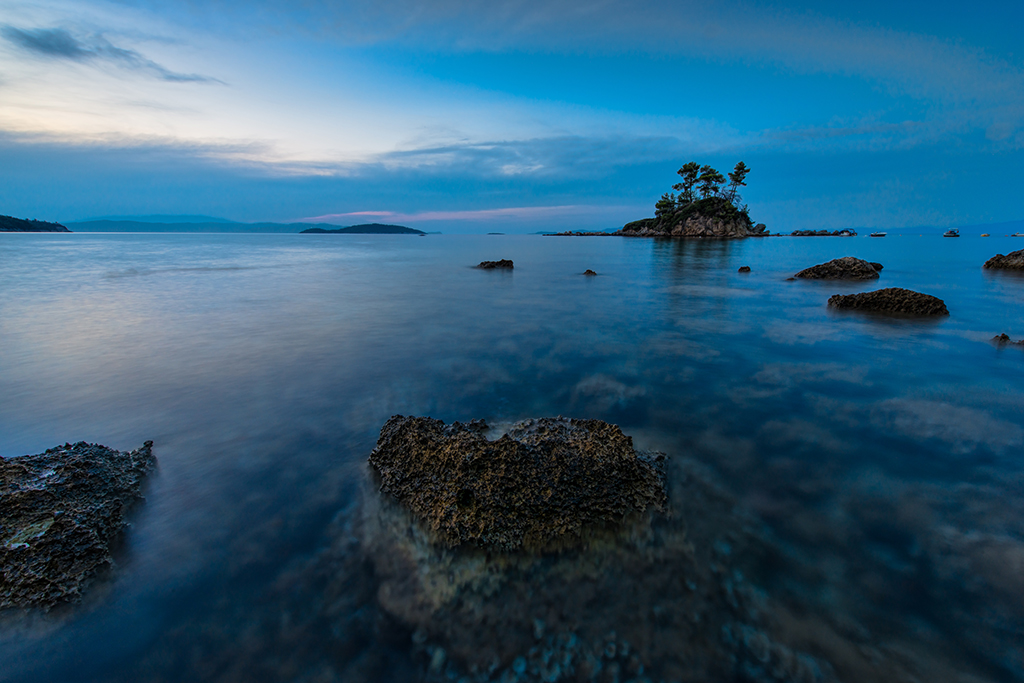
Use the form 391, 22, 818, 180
1, 232, 1022, 682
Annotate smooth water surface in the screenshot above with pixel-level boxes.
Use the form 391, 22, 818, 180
1, 233, 1022, 682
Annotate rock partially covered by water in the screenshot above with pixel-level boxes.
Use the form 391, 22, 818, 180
476, 259, 514, 269
795, 257, 882, 280
1, 441, 156, 610
368, 416, 666, 551
983, 248, 1024, 270
827, 288, 949, 316
992, 333, 1024, 347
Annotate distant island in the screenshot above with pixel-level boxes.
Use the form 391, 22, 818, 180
300, 223, 425, 235
1, 214, 71, 232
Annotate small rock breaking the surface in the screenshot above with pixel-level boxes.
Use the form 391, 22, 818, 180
1, 441, 156, 610
795, 257, 882, 280
476, 259, 514, 270
368, 416, 666, 551
827, 287, 949, 316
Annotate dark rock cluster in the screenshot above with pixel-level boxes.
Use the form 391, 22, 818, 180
368, 416, 666, 551
983, 248, 1024, 270
790, 229, 857, 237
992, 333, 1024, 347
827, 287, 949, 316
620, 215, 767, 239
583, 269, 597, 276
477, 259, 514, 269
1, 441, 156, 610
794, 257, 883, 280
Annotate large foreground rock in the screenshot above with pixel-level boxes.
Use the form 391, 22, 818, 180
983, 248, 1024, 270
828, 288, 949, 316
1, 441, 156, 610
795, 257, 882, 280
368, 416, 666, 551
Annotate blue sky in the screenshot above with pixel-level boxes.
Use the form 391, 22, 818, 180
0, 0, 1022, 232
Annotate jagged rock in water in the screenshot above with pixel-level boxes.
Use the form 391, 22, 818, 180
476, 259, 514, 269
368, 416, 666, 551
795, 257, 882, 280
992, 333, 1024, 347
983, 248, 1024, 270
827, 288, 949, 316
738, 266, 751, 273
583, 269, 597, 276
1, 441, 156, 610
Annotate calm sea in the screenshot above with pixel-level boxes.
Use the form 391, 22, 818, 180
1, 232, 1022, 682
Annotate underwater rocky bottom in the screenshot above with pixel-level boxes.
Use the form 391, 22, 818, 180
119, 418, 1020, 683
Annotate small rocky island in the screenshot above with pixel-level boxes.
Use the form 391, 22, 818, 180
828, 288, 949, 316
300, 222, 425, 234
1, 441, 156, 610
0, 214, 71, 232
795, 257, 883, 280
476, 259, 514, 270
553, 162, 767, 238
983, 248, 1024, 270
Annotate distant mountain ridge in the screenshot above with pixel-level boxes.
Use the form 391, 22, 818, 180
1, 214, 70, 232
300, 223, 425, 234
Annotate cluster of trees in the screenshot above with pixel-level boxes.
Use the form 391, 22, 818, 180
655, 161, 750, 218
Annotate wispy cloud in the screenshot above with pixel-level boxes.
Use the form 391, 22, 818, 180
2, 26, 222, 83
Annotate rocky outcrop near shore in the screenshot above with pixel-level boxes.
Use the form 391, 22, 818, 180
368, 416, 666, 551
620, 215, 767, 239
1, 441, 156, 610
992, 333, 1024, 347
828, 288, 949, 316
795, 257, 883, 280
983, 248, 1024, 270
476, 259, 514, 269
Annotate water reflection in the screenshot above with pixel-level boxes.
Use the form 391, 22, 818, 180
1, 233, 1022, 682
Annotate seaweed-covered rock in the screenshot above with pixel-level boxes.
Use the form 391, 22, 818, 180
1, 441, 156, 610
368, 416, 666, 551
795, 257, 881, 280
827, 288, 949, 316
983, 249, 1024, 270
476, 259, 514, 269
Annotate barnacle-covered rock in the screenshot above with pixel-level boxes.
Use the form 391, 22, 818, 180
827, 288, 949, 316
1, 441, 156, 610
368, 416, 666, 552
795, 257, 882, 280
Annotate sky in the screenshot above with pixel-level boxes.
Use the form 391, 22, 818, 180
0, 0, 1022, 232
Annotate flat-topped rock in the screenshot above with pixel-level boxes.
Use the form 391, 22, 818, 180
828, 288, 949, 316
983, 249, 1024, 270
795, 257, 882, 280
368, 416, 666, 551
1, 441, 156, 610
476, 259, 514, 269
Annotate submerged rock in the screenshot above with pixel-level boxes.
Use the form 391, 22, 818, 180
827, 288, 949, 316
795, 257, 881, 280
368, 416, 666, 551
1, 441, 156, 610
476, 259, 514, 269
983, 248, 1024, 270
